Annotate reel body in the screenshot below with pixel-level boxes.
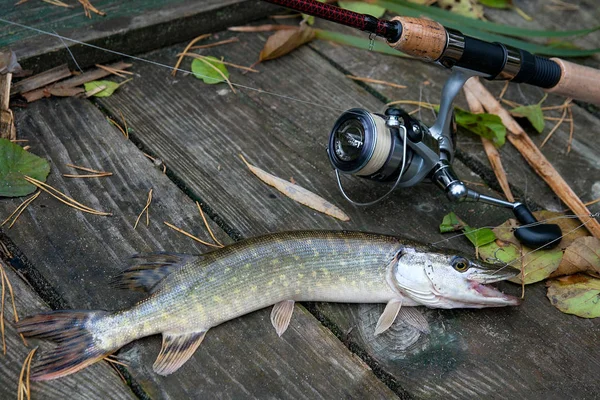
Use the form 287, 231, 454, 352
327, 71, 562, 249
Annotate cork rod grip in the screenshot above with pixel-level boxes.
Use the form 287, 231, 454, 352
387, 16, 447, 62
545, 58, 600, 106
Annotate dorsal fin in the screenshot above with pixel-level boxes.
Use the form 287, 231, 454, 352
270, 300, 295, 337
374, 299, 402, 336
153, 330, 208, 376
111, 252, 199, 293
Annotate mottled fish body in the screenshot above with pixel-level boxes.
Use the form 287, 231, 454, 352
17, 231, 519, 380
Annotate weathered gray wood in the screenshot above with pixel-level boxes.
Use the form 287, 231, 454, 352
0, 265, 136, 399
0, 97, 397, 399
95, 21, 600, 399
0, 0, 276, 72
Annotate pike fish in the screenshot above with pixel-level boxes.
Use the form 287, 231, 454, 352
17, 231, 520, 381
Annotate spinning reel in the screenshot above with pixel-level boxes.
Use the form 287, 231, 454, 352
327, 70, 563, 249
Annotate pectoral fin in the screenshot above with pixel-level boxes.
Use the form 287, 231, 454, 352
375, 299, 402, 336
270, 300, 295, 337
153, 330, 208, 375
397, 307, 430, 334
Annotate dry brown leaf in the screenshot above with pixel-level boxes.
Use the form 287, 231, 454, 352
240, 155, 349, 221
259, 27, 316, 62
553, 236, 600, 277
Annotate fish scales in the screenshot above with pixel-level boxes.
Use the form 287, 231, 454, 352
16, 230, 520, 381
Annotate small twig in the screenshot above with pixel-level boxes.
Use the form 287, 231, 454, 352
179, 53, 258, 73
497, 81, 509, 100
386, 99, 436, 109
23, 176, 111, 216
196, 202, 224, 248
17, 347, 37, 400
84, 84, 107, 98
163, 221, 222, 248
1, 191, 40, 229
172, 34, 211, 77
190, 37, 240, 50
500, 98, 522, 108
134, 189, 153, 229
346, 75, 406, 89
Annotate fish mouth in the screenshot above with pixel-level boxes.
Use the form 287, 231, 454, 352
468, 265, 521, 306
469, 281, 521, 306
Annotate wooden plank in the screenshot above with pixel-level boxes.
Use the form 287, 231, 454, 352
0, 97, 397, 399
0, 0, 276, 71
0, 264, 136, 399
95, 25, 600, 399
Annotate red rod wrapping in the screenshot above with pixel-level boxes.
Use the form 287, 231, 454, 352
263, 0, 401, 41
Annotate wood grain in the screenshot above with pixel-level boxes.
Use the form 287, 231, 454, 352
0, 265, 136, 399
0, 98, 396, 399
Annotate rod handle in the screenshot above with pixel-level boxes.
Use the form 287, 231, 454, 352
387, 16, 446, 62
545, 58, 600, 106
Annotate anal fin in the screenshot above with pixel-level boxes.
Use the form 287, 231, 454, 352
112, 252, 200, 293
153, 330, 208, 376
375, 299, 402, 336
270, 300, 295, 337
398, 307, 430, 334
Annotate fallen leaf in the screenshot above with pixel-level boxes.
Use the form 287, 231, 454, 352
510, 103, 545, 133
463, 226, 496, 248
454, 107, 506, 147
191, 56, 230, 84
437, 0, 485, 19
547, 274, 600, 318
84, 80, 121, 97
260, 27, 316, 62
439, 211, 466, 233
0, 139, 50, 197
240, 155, 349, 221
338, 1, 386, 18
554, 236, 600, 277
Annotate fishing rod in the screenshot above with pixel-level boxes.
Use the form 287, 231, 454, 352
262, 0, 599, 249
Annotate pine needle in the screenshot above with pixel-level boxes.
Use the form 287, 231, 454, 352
196, 202, 224, 248
42, 0, 71, 7
387, 99, 436, 109
1, 191, 40, 229
23, 176, 111, 216
18, 347, 37, 400
95, 64, 134, 78
119, 110, 129, 139
172, 34, 211, 77
84, 84, 107, 97
566, 106, 574, 154
541, 105, 568, 147
497, 81, 509, 100
78, 0, 105, 18
108, 117, 127, 138
190, 37, 240, 50
193, 56, 237, 93
0, 261, 27, 351
134, 189, 153, 229
179, 53, 258, 73
64, 163, 112, 178
163, 221, 222, 248
346, 75, 406, 89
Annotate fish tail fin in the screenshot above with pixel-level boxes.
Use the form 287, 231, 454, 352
17, 310, 113, 381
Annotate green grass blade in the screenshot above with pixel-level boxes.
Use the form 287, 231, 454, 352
378, 1, 600, 56
314, 29, 408, 57
376, 0, 600, 38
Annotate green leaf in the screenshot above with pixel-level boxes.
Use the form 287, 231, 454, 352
547, 275, 600, 318
303, 14, 315, 25
478, 0, 512, 8
439, 211, 466, 233
0, 139, 50, 197
437, 0, 484, 19
463, 226, 496, 248
191, 56, 229, 84
338, 1, 387, 18
84, 80, 121, 97
314, 29, 409, 57
510, 103, 545, 133
454, 108, 506, 147
377, 0, 600, 40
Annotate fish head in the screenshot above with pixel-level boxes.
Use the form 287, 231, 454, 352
392, 248, 521, 308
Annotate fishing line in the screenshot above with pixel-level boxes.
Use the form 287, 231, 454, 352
0, 17, 363, 115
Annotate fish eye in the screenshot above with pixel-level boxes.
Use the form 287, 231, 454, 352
452, 257, 470, 273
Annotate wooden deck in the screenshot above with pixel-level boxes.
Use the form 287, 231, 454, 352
1, 0, 599, 398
